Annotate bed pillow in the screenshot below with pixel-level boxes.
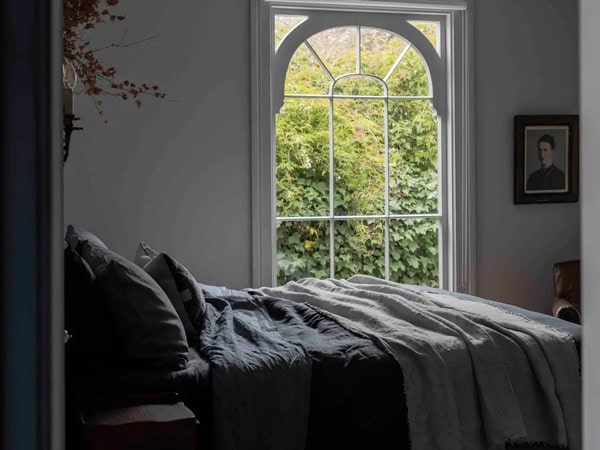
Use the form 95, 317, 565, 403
95, 258, 189, 370
64, 245, 120, 365
164, 254, 205, 325
144, 253, 205, 340
64, 244, 96, 332
144, 253, 199, 341
134, 241, 205, 325
65, 225, 108, 255
133, 241, 159, 268
80, 241, 124, 278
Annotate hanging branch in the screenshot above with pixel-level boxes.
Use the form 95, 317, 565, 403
63, 0, 167, 114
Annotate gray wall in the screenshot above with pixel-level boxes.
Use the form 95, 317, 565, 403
64, 0, 253, 288
65, 0, 580, 310
580, 0, 599, 446
474, 0, 580, 313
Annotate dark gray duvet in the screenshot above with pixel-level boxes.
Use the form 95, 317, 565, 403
198, 287, 408, 450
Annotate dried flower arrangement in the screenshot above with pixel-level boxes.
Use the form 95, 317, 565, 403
63, 0, 167, 114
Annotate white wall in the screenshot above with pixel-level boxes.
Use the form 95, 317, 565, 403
65, 0, 581, 309
580, 0, 600, 447
474, 0, 580, 313
64, 0, 253, 288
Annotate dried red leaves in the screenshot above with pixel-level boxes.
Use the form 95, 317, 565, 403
63, 0, 166, 114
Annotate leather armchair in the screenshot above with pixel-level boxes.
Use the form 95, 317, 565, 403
551, 260, 581, 324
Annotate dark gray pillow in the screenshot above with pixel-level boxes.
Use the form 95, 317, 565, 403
162, 253, 205, 326
65, 225, 108, 255
64, 245, 120, 366
144, 253, 198, 342
96, 259, 189, 370
134, 241, 205, 324
80, 240, 130, 278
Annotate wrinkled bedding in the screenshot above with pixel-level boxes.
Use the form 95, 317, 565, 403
199, 287, 408, 450
76, 281, 581, 450
199, 292, 312, 450
261, 277, 581, 450
417, 285, 581, 356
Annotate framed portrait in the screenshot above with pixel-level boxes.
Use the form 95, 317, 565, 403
514, 115, 579, 204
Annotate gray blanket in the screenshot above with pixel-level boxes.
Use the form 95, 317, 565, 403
260, 276, 581, 450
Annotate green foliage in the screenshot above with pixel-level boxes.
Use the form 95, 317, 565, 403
276, 24, 440, 287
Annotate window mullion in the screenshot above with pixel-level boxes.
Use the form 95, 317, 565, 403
277, 213, 443, 221
329, 95, 335, 278
357, 26, 361, 74
305, 41, 335, 82
285, 93, 433, 101
384, 95, 390, 281
383, 43, 412, 82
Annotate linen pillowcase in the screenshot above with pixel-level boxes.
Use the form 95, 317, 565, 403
134, 242, 206, 326
80, 240, 122, 277
144, 253, 198, 342
64, 244, 95, 332
95, 258, 189, 370
133, 241, 159, 268
65, 225, 108, 255
64, 245, 120, 366
162, 254, 206, 326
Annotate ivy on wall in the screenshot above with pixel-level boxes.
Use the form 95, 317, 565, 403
276, 24, 440, 286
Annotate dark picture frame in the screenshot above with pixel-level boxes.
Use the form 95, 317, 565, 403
514, 115, 579, 204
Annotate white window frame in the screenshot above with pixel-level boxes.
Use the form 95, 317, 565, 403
251, 0, 475, 292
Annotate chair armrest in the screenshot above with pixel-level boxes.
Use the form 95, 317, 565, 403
552, 297, 581, 324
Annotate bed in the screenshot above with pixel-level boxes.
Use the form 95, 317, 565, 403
64, 226, 581, 450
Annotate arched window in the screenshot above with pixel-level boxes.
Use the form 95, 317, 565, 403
252, 1, 474, 292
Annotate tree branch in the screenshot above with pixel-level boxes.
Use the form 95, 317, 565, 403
87, 34, 160, 54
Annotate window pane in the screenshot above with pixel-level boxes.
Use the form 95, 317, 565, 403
407, 21, 440, 55
274, 15, 309, 51
334, 219, 385, 279
386, 47, 430, 97
285, 43, 331, 95
276, 98, 330, 217
277, 220, 330, 285
333, 76, 384, 96
388, 100, 438, 214
360, 27, 409, 79
307, 27, 357, 78
389, 218, 439, 287
333, 98, 385, 216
